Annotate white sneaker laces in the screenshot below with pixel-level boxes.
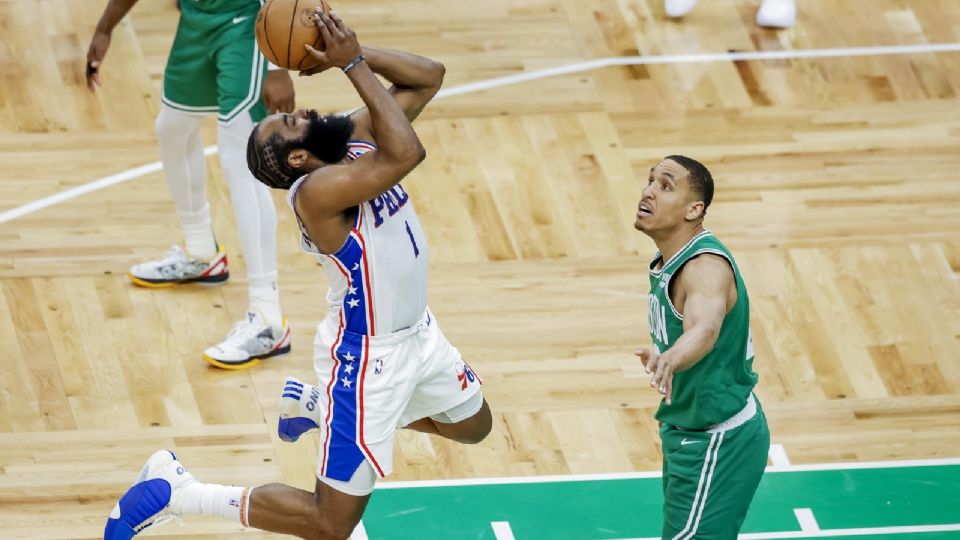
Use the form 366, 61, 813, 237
224, 318, 266, 343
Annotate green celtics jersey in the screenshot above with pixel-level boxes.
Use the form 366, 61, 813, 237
647, 229, 757, 429
183, 0, 261, 14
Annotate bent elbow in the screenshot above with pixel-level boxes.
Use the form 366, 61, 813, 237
392, 141, 426, 173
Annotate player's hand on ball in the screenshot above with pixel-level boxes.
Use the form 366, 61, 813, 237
302, 9, 361, 74
85, 31, 112, 91
263, 70, 296, 113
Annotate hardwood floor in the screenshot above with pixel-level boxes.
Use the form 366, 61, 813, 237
1, 0, 958, 537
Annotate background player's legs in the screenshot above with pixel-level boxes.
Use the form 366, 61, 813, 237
247, 478, 369, 540
155, 105, 216, 259
217, 112, 281, 328
405, 395, 492, 444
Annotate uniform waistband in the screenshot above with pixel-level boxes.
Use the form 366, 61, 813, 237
323, 307, 433, 347
705, 393, 757, 434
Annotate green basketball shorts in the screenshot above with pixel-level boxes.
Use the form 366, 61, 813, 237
660, 394, 770, 539
161, 0, 267, 124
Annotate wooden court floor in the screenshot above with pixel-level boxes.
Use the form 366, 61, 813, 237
1, 0, 959, 538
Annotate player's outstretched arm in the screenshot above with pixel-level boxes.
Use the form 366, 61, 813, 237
646, 254, 734, 404
86, 0, 140, 91
298, 11, 425, 216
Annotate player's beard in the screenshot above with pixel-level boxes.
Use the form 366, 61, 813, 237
299, 110, 355, 164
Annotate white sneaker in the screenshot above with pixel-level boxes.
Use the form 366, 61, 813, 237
756, 0, 796, 28
104, 450, 194, 539
203, 311, 291, 369
128, 245, 229, 288
665, 0, 700, 17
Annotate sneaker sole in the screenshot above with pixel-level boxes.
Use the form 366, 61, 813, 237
128, 272, 230, 289
202, 344, 292, 371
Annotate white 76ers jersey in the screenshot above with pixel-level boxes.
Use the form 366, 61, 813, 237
288, 140, 429, 335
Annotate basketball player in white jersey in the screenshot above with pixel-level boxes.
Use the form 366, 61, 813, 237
104, 11, 491, 540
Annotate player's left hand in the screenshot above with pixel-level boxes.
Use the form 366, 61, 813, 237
263, 70, 296, 113
644, 349, 677, 405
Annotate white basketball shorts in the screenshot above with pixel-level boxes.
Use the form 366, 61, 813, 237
311, 307, 483, 494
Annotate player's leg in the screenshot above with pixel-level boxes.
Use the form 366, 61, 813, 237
703, 405, 770, 536
661, 403, 769, 539
660, 424, 717, 539
129, 14, 228, 287
156, 105, 214, 259
404, 392, 492, 444
202, 11, 288, 368
104, 450, 369, 540
398, 311, 493, 445
248, 476, 370, 539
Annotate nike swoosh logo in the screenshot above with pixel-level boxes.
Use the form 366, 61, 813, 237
680, 438, 700, 446
232, 16, 249, 24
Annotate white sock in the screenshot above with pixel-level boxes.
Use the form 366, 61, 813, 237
170, 482, 253, 526
156, 105, 216, 259
180, 204, 217, 260
250, 272, 283, 329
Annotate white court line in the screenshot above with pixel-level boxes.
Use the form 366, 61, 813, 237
770, 444, 791, 467
3, 41, 960, 224
0, 146, 218, 224
436, 42, 960, 99
491, 521, 517, 540
611, 523, 960, 540
794, 509, 821, 533
350, 520, 369, 540
375, 456, 960, 489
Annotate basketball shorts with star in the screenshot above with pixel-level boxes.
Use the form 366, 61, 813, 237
162, 0, 268, 124
311, 307, 483, 495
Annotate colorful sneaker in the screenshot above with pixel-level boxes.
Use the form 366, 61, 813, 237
203, 311, 291, 370
104, 450, 194, 539
128, 245, 229, 288
278, 376, 324, 442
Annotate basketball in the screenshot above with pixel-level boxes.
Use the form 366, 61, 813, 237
255, 0, 332, 70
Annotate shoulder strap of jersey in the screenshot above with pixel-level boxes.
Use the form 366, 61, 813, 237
346, 140, 377, 161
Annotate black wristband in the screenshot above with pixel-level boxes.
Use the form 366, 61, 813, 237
342, 55, 365, 73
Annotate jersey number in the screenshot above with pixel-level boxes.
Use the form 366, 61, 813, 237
405, 221, 420, 258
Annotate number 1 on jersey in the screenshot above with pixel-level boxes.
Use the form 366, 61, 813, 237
405, 220, 420, 257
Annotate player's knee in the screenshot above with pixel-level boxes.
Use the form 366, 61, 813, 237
459, 404, 493, 444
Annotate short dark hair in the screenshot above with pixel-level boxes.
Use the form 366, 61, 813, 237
246, 127, 301, 189
246, 113, 355, 190
665, 154, 714, 216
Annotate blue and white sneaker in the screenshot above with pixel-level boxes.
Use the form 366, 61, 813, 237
104, 450, 195, 539
278, 376, 324, 443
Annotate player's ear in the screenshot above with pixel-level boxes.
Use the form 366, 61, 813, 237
685, 200, 705, 221
287, 148, 311, 169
